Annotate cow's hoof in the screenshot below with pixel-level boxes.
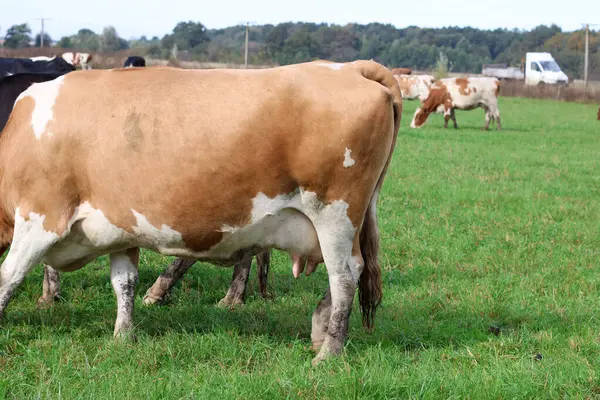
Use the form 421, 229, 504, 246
217, 296, 243, 308
311, 338, 324, 352
311, 351, 329, 366
114, 330, 137, 343
36, 296, 55, 309
142, 292, 164, 306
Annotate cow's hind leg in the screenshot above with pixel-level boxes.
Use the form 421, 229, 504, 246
0, 212, 61, 320
311, 231, 361, 365
143, 258, 195, 305
110, 248, 139, 340
37, 264, 61, 307
218, 257, 252, 307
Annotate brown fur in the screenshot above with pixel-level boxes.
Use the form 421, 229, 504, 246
455, 78, 472, 96
391, 67, 412, 75
412, 83, 452, 127
598, 107, 600, 120
0, 60, 400, 332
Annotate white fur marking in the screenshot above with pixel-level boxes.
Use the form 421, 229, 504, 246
18, 75, 65, 139
343, 147, 355, 168
131, 209, 186, 251
319, 63, 344, 70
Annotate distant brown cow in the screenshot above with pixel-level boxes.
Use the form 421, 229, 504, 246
411, 77, 501, 130
597, 106, 599, 120
391, 67, 412, 75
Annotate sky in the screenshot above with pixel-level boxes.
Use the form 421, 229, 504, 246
1, 0, 599, 40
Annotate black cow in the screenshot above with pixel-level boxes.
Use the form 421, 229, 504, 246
0, 57, 75, 132
124, 56, 146, 68
0, 57, 75, 78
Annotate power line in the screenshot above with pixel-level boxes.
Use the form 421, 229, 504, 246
34, 18, 51, 47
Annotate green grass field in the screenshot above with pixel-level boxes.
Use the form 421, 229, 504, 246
1, 97, 599, 399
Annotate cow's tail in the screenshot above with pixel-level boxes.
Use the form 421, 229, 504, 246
352, 60, 402, 330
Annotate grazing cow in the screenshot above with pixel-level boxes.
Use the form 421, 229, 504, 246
0, 60, 401, 364
391, 67, 412, 75
394, 74, 435, 101
411, 77, 501, 130
597, 106, 599, 120
62, 52, 93, 70
124, 56, 146, 68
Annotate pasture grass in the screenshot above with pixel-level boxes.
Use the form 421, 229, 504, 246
1, 97, 599, 399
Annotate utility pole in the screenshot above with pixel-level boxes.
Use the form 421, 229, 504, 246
584, 24, 589, 89
244, 22, 249, 69
35, 18, 51, 47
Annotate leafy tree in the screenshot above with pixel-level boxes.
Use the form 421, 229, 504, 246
72, 28, 99, 51
99, 26, 126, 52
35, 33, 52, 47
56, 36, 74, 48
162, 21, 210, 56
4, 23, 32, 48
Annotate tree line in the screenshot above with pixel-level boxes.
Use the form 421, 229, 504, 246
2, 21, 598, 79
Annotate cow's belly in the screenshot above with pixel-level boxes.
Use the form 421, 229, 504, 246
43, 196, 322, 271
196, 208, 321, 264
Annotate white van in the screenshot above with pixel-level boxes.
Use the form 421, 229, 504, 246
525, 52, 569, 86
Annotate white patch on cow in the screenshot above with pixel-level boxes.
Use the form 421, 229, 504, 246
319, 63, 344, 70
0, 209, 60, 303
10, 208, 60, 252
343, 147, 355, 168
17, 75, 65, 139
209, 189, 355, 277
131, 210, 186, 252
5, 72, 13, 77
249, 191, 302, 223
410, 108, 421, 128
42, 202, 133, 269
30, 56, 55, 62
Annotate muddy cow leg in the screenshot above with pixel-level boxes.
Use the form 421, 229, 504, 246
37, 264, 61, 307
218, 257, 252, 307
143, 258, 196, 305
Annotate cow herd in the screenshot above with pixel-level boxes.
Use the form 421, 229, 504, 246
4, 55, 587, 365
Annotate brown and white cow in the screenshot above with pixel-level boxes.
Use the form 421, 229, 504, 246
62, 52, 93, 70
410, 77, 501, 130
394, 74, 435, 101
0, 60, 401, 364
391, 67, 412, 75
